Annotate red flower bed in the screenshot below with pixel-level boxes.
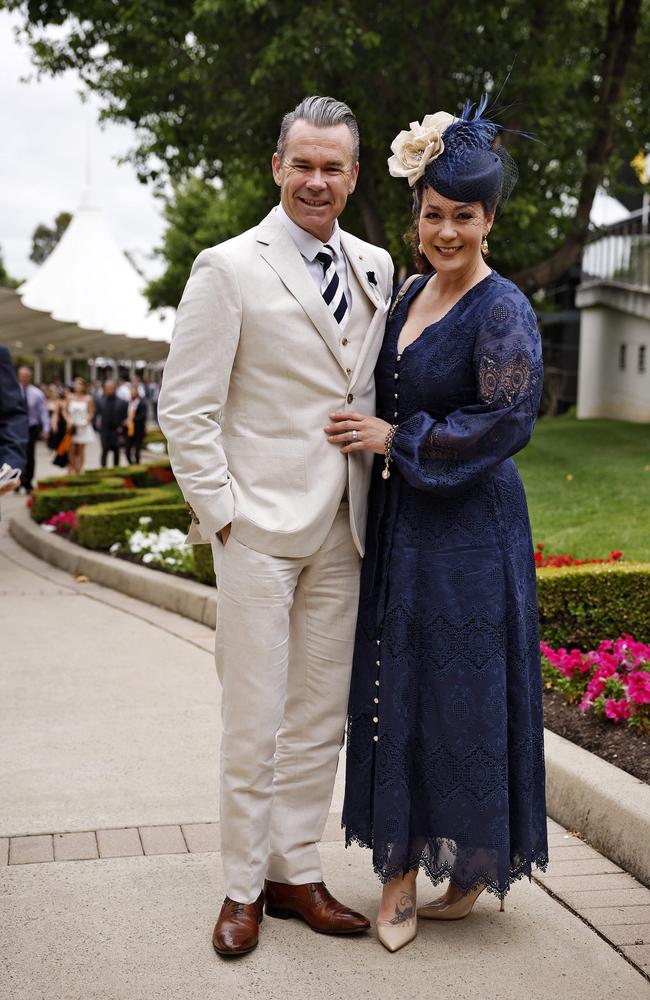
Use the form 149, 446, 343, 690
535, 543, 623, 568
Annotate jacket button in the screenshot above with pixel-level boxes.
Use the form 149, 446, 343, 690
346, 368, 352, 376
341, 337, 349, 346
347, 393, 354, 404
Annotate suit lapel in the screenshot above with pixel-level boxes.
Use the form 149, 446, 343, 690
340, 232, 385, 311
257, 212, 346, 371
340, 231, 388, 387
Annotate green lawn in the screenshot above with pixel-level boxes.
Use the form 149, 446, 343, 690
516, 415, 650, 562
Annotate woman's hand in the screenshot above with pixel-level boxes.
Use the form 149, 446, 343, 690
324, 411, 393, 454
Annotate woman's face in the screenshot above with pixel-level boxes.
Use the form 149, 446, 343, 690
74, 378, 85, 394
418, 187, 493, 276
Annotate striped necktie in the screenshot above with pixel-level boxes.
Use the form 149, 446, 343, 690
315, 244, 348, 326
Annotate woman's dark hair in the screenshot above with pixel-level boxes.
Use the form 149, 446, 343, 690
404, 178, 500, 273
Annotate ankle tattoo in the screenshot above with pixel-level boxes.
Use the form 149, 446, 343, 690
389, 891, 415, 925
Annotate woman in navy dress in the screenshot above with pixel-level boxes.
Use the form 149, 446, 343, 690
326, 98, 548, 951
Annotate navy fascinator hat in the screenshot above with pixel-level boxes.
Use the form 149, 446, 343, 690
388, 95, 519, 205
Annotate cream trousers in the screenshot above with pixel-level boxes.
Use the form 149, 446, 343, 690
211, 504, 360, 903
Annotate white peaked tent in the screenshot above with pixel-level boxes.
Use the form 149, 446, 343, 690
1, 185, 174, 376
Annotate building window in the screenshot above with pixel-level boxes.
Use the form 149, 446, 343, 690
639, 345, 647, 374
619, 344, 627, 370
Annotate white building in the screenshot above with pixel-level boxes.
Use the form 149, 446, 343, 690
577, 199, 650, 422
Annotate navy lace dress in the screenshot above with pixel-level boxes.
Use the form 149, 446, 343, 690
342, 270, 548, 899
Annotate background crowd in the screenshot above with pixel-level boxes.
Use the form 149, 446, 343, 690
0, 354, 161, 495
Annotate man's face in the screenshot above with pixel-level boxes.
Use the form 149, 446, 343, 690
272, 120, 359, 242
104, 382, 115, 397
18, 368, 31, 387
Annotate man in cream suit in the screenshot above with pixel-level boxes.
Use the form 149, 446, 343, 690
158, 95, 393, 956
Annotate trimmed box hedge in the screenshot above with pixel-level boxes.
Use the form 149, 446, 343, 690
75, 491, 186, 549
31, 484, 140, 523
37, 460, 173, 491
537, 562, 650, 648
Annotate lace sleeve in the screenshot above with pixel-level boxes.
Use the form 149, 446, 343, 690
391, 291, 543, 495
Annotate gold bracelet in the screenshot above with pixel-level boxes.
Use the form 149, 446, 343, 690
382, 424, 398, 480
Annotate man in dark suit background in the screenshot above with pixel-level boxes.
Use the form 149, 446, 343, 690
97, 380, 128, 467
0, 346, 28, 495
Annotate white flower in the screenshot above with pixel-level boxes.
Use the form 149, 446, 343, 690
142, 553, 155, 564
387, 112, 456, 186
41, 524, 56, 532
109, 542, 120, 554
138, 516, 153, 526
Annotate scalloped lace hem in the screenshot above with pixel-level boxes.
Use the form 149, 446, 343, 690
344, 832, 549, 901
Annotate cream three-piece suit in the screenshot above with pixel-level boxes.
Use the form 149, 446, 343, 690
158, 207, 393, 903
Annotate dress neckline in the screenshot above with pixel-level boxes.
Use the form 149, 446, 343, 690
396, 269, 495, 356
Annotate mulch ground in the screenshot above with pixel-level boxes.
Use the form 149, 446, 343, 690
542, 688, 649, 784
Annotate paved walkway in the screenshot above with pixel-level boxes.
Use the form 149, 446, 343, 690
1, 459, 650, 999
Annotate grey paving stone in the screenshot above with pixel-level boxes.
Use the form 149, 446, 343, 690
181, 823, 220, 854
584, 905, 650, 927
546, 833, 584, 849
546, 818, 566, 834
622, 944, 650, 968
53, 831, 98, 862
9, 835, 53, 864
0, 838, 8, 865
97, 828, 143, 858
600, 924, 650, 946
537, 857, 623, 878
561, 888, 650, 909
139, 825, 187, 856
540, 873, 639, 893
548, 844, 603, 861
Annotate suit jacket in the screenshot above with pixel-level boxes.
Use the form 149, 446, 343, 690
0, 345, 28, 473
158, 209, 393, 558
98, 395, 128, 446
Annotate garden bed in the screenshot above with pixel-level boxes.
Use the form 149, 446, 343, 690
543, 687, 649, 783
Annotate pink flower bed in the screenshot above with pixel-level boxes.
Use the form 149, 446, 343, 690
541, 635, 650, 731
44, 509, 78, 537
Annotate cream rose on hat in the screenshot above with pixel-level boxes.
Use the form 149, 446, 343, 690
387, 111, 456, 186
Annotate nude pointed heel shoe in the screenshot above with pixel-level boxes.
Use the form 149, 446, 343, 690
417, 884, 504, 920
376, 915, 417, 952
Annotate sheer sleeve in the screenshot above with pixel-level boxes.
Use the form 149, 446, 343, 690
391, 288, 543, 495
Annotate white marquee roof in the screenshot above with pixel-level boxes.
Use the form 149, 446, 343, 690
1, 187, 174, 362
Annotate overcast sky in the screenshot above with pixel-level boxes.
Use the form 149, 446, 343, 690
0, 9, 166, 282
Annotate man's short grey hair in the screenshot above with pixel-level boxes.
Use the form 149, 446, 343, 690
277, 95, 360, 164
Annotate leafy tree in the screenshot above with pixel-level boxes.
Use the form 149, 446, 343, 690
0, 245, 20, 288
29, 211, 72, 265
5, 0, 648, 298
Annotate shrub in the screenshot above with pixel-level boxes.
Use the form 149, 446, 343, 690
36, 473, 125, 491
31, 485, 139, 523
75, 495, 188, 550
193, 542, 216, 587
537, 562, 650, 648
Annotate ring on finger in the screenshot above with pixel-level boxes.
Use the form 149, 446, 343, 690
351, 429, 359, 443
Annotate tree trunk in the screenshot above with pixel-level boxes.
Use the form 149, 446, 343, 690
512, 0, 642, 295
355, 146, 389, 249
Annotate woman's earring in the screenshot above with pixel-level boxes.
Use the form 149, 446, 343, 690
418, 242, 424, 254
481, 234, 489, 257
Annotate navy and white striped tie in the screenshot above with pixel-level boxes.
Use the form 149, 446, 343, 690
315, 244, 348, 326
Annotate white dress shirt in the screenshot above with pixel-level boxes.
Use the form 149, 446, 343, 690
275, 204, 351, 329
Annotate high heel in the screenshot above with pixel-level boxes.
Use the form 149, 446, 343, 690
376, 915, 417, 952
418, 883, 489, 920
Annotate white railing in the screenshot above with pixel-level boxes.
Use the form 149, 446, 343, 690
581, 206, 650, 291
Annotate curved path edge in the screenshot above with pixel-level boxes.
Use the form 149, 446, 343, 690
8, 508, 650, 888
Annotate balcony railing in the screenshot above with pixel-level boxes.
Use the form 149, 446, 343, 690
581, 206, 650, 292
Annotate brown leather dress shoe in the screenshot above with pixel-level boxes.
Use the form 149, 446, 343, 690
212, 892, 264, 956
264, 880, 370, 935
